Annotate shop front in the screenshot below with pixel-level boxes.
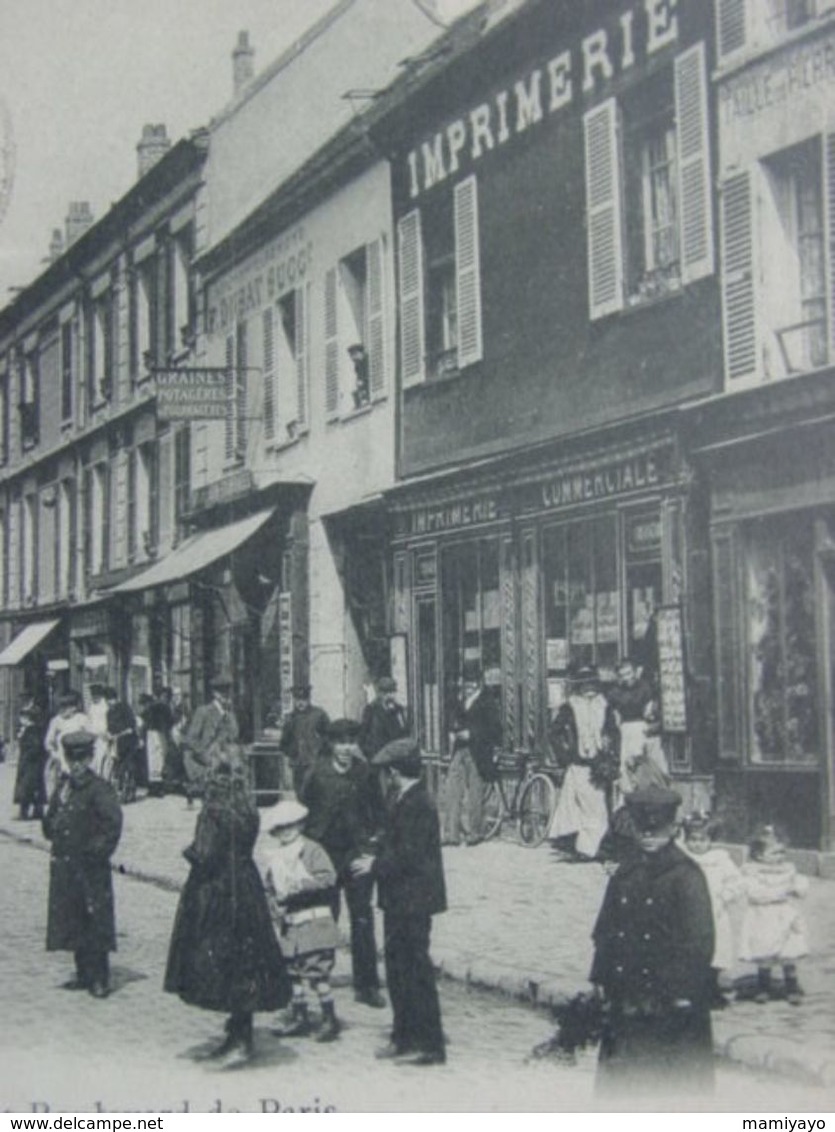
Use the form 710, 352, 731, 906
390, 427, 712, 799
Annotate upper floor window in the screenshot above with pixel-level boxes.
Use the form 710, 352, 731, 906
61, 320, 74, 423
583, 43, 713, 320
324, 240, 385, 418
264, 288, 308, 441
0, 367, 8, 464
225, 323, 248, 464
87, 281, 115, 407
398, 175, 482, 387
19, 351, 40, 449
716, 0, 831, 61
721, 134, 832, 385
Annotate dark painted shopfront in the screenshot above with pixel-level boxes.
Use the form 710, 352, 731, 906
390, 425, 713, 806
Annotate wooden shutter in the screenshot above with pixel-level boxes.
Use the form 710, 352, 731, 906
454, 175, 483, 368
712, 527, 741, 761
324, 267, 339, 419
262, 306, 275, 442
398, 210, 425, 387
236, 321, 247, 458
224, 334, 235, 461
101, 464, 111, 573
584, 99, 624, 319
128, 268, 139, 384
675, 43, 714, 284
826, 134, 835, 362
717, 0, 746, 60
158, 431, 174, 551
720, 171, 758, 384
295, 285, 308, 427
366, 239, 385, 395
113, 450, 129, 567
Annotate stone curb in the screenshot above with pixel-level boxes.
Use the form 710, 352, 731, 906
2, 821, 832, 1089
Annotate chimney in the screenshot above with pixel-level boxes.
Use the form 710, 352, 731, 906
65, 202, 94, 248
232, 30, 255, 96
48, 228, 64, 263
136, 123, 171, 179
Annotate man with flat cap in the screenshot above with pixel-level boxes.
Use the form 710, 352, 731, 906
182, 676, 240, 803
352, 738, 447, 1065
590, 784, 715, 1097
359, 676, 409, 760
279, 683, 330, 796
42, 731, 123, 998
301, 718, 386, 1007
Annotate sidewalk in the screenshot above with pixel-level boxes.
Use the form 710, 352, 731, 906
3, 761, 834, 1089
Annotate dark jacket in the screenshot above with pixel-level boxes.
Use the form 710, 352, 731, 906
300, 756, 384, 874
359, 699, 409, 759
183, 701, 239, 766
549, 696, 620, 768
164, 793, 290, 1014
375, 782, 446, 919
453, 687, 503, 782
278, 705, 330, 775
42, 769, 123, 953
13, 721, 47, 806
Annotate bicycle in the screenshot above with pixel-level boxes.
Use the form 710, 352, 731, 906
101, 733, 139, 804
482, 750, 562, 847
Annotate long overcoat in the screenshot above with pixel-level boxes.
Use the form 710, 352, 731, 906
375, 783, 447, 919
42, 768, 123, 953
13, 722, 47, 808
164, 795, 291, 1014
590, 839, 715, 1096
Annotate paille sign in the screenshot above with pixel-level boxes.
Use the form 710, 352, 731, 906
155, 369, 228, 421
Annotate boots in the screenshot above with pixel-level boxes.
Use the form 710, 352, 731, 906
315, 1000, 342, 1043
783, 965, 803, 1006
271, 1001, 314, 1038
755, 966, 772, 1004
209, 1014, 254, 1063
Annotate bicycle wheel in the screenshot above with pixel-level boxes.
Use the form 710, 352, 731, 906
481, 780, 505, 840
518, 773, 557, 847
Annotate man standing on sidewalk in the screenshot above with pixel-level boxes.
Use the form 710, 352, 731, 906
278, 683, 330, 796
359, 676, 409, 760
353, 738, 447, 1066
42, 731, 123, 999
182, 677, 239, 801
300, 718, 386, 1008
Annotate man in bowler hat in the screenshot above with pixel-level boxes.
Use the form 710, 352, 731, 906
359, 676, 409, 760
182, 676, 240, 801
42, 731, 123, 998
590, 784, 715, 1097
352, 738, 447, 1065
279, 683, 330, 795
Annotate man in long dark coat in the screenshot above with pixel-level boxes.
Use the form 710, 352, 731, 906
42, 730, 123, 998
358, 676, 409, 760
590, 785, 715, 1098
13, 705, 46, 820
354, 738, 447, 1066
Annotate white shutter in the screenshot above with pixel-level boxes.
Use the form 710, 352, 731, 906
454, 175, 483, 369
158, 431, 174, 551
584, 99, 624, 319
675, 43, 714, 284
113, 450, 129, 567
366, 239, 385, 395
263, 306, 275, 442
717, 0, 746, 60
398, 210, 425, 387
295, 285, 308, 428
827, 134, 835, 363
7, 498, 19, 606
224, 335, 235, 461
324, 267, 339, 419
720, 171, 758, 384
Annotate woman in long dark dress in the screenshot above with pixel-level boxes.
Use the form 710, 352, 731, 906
164, 753, 291, 1065
13, 706, 47, 820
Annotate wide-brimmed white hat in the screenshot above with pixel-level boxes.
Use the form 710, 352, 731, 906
261, 799, 308, 831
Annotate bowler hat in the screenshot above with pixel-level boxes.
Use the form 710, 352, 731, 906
327, 718, 361, 742
372, 738, 421, 775
211, 675, 233, 691
376, 676, 397, 693
262, 799, 309, 831
291, 682, 312, 695
61, 730, 96, 761
624, 784, 681, 831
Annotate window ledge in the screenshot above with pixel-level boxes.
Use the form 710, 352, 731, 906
60, 418, 74, 432
266, 432, 304, 455
623, 283, 683, 315
335, 403, 373, 425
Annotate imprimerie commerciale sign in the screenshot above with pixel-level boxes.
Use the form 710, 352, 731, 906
155, 368, 228, 421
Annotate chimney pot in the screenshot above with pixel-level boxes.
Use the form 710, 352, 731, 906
136, 122, 171, 179
65, 201, 94, 248
232, 30, 255, 96
49, 228, 65, 262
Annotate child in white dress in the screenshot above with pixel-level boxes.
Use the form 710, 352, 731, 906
739, 824, 808, 1005
681, 812, 743, 1008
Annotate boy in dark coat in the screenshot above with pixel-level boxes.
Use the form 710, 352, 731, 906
42, 731, 123, 998
590, 785, 715, 1098
353, 738, 447, 1066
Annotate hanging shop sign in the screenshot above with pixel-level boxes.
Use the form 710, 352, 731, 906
278, 592, 294, 716
155, 369, 228, 421
655, 604, 688, 734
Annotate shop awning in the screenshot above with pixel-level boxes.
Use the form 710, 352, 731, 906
0, 619, 61, 666
109, 509, 275, 595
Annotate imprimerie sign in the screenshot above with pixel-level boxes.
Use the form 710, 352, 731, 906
155, 368, 228, 421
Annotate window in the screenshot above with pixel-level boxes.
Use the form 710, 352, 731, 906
138, 441, 159, 557
86, 462, 110, 577
584, 44, 713, 319
398, 174, 482, 386
59, 478, 77, 596
172, 225, 195, 354
174, 427, 191, 529
744, 515, 818, 765
716, 0, 826, 61
19, 351, 39, 448
22, 493, 38, 603
126, 448, 137, 562
0, 367, 8, 463
224, 322, 248, 463
61, 321, 73, 422
324, 241, 384, 418
269, 287, 308, 438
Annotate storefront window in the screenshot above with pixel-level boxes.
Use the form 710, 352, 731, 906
745, 516, 818, 765
543, 516, 619, 677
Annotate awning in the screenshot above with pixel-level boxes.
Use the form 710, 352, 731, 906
109, 509, 275, 595
0, 619, 61, 666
